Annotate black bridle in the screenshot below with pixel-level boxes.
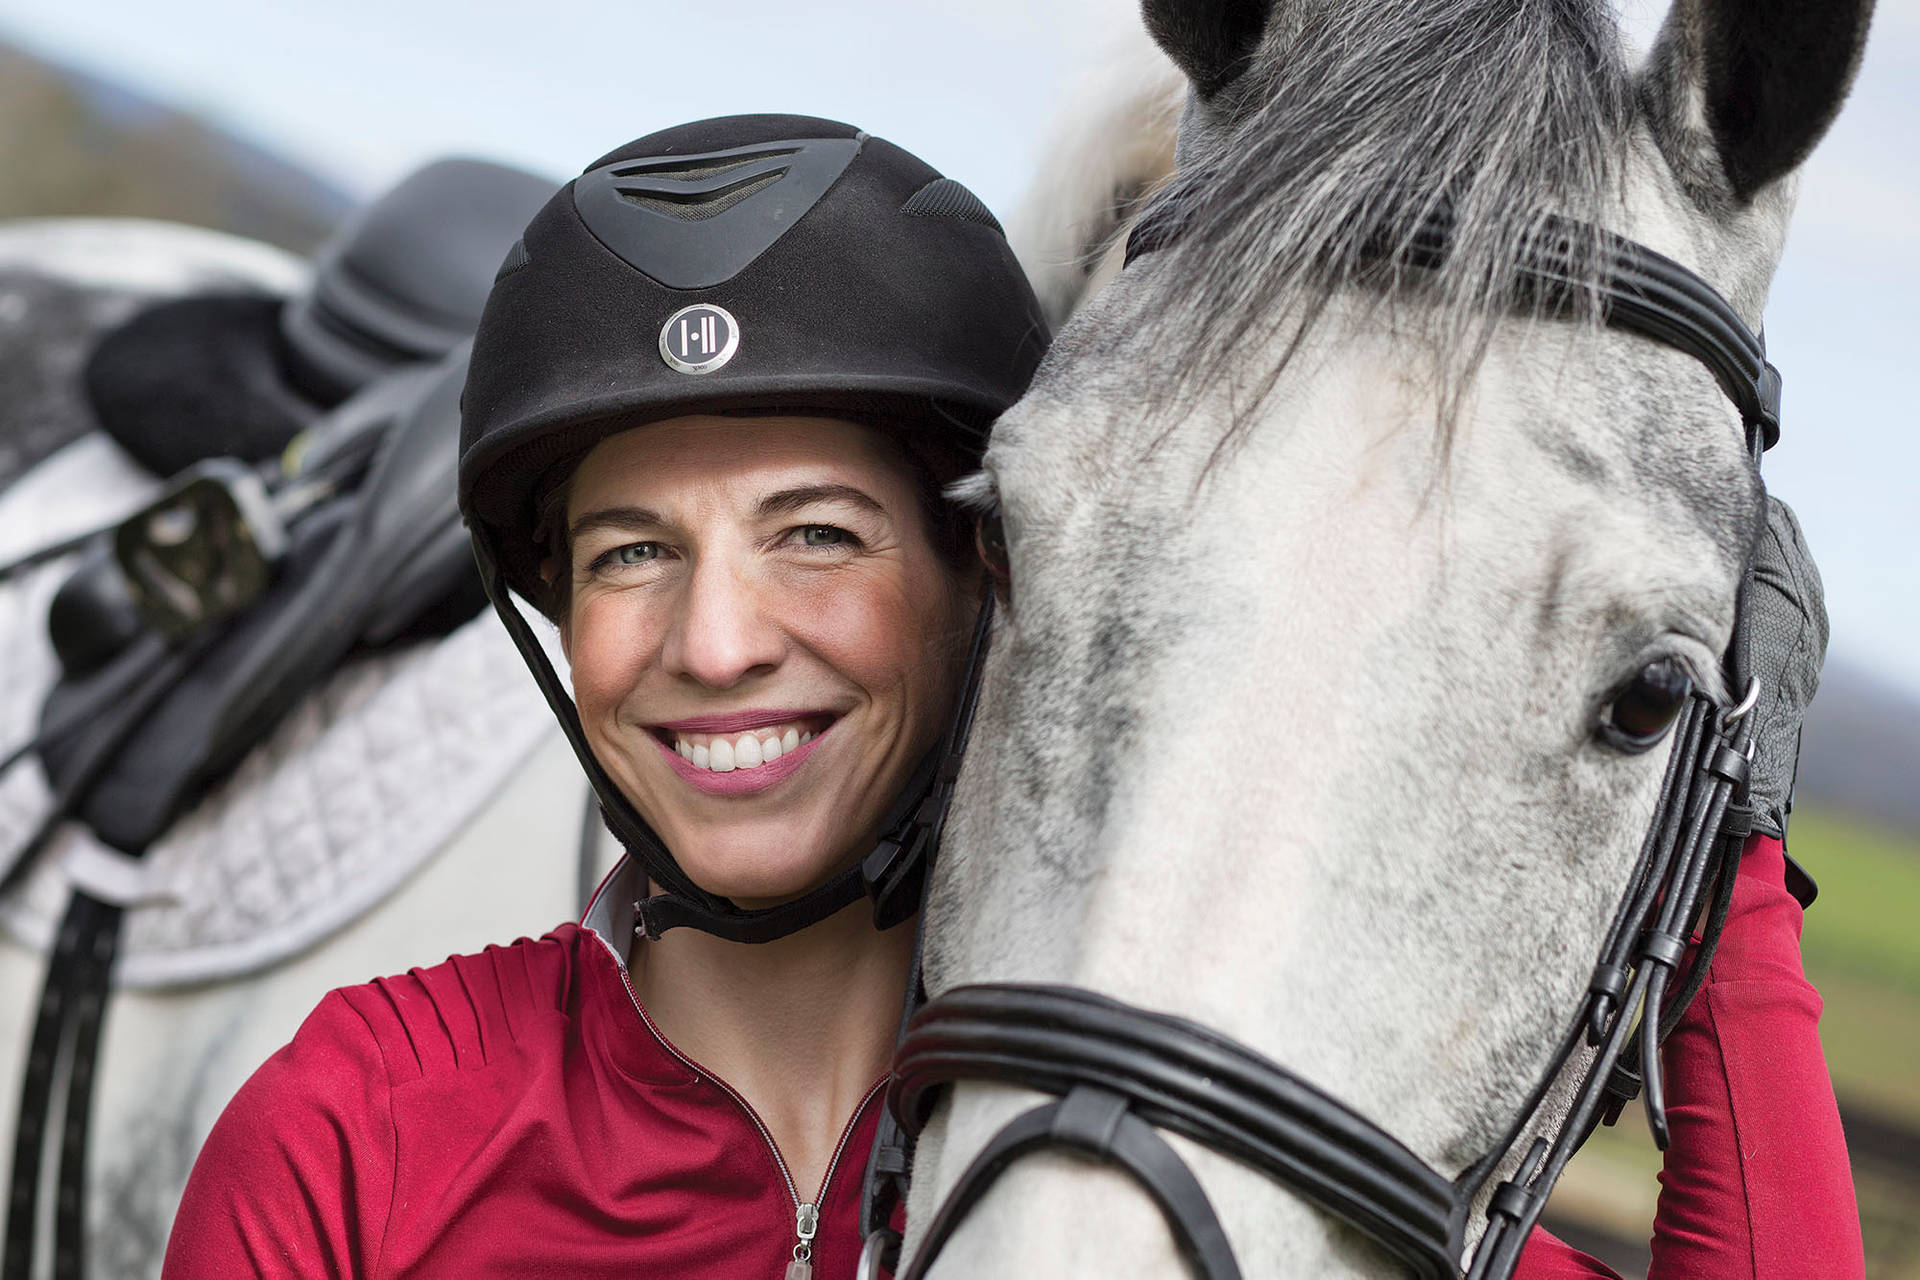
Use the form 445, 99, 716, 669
858, 209, 1778, 1280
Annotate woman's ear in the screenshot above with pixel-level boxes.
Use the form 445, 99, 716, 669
1637, 0, 1874, 207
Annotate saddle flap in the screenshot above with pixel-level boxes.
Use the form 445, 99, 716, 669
40, 353, 478, 853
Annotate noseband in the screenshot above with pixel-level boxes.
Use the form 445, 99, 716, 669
859, 209, 1779, 1280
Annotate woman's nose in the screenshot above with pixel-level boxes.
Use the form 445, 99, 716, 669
659, 558, 786, 688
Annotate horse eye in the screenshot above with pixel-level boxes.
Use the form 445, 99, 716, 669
975, 511, 1012, 598
1599, 657, 1693, 749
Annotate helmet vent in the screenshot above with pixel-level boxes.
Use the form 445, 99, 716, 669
494, 238, 531, 282
902, 178, 1004, 236
618, 169, 784, 223
571, 136, 863, 289
613, 150, 793, 183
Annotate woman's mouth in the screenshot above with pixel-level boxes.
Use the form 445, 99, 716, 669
648, 713, 837, 794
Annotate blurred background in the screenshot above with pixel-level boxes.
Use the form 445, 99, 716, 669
0, 0, 1912, 1272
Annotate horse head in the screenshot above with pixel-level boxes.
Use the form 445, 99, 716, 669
906, 0, 1870, 1274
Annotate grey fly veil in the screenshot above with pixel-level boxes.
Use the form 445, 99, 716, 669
457, 114, 1049, 944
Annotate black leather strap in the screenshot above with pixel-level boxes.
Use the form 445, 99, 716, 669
898, 1085, 1242, 1280
892, 985, 1461, 1280
635, 865, 871, 943
1127, 203, 1782, 448
1414, 217, 1781, 447
3, 891, 123, 1280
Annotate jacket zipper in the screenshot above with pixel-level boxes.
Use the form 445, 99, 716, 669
614, 966, 885, 1277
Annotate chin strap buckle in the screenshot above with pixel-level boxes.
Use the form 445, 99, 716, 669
864, 798, 938, 931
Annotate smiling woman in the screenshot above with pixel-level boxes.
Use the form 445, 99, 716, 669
560, 414, 974, 907
160, 114, 1048, 1278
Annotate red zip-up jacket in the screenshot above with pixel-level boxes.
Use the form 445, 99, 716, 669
162, 834, 1862, 1278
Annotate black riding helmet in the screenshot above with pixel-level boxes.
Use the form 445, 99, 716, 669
458, 114, 1048, 943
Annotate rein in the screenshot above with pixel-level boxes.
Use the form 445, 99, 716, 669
859, 207, 1777, 1280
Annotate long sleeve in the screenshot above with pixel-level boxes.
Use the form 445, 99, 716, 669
1644, 831, 1863, 1277
1515, 832, 1861, 1278
161, 990, 396, 1278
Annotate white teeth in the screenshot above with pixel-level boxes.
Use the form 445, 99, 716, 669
671, 722, 823, 773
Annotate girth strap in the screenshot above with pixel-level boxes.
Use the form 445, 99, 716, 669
897, 1085, 1241, 1280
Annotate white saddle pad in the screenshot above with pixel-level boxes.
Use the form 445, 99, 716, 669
0, 433, 562, 988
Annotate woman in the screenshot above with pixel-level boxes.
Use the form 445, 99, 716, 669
164, 115, 1858, 1277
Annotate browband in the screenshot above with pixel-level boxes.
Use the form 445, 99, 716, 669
1127, 203, 1780, 448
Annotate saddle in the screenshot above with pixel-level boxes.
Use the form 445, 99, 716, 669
32, 353, 473, 855
9, 158, 554, 865
1, 159, 556, 1280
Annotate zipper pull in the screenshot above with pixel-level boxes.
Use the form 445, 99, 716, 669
785, 1202, 818, 1280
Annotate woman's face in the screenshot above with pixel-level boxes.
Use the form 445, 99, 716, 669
561, 414, 973, 908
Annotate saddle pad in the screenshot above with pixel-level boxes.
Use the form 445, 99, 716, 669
0, 435, 563, 988
0, 218, 307, 294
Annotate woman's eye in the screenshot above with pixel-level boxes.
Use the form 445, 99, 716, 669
799, 525, 851, 547
1598, 657, 1693, 750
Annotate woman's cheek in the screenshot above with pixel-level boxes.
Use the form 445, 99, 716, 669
567, 594, 656, 718
785, 569, 922, 683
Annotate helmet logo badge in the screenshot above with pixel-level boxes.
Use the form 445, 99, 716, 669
659, 303, 739, 375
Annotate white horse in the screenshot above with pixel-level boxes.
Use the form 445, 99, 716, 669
0, 219, 602, 1277
907, 0, 1870, 1274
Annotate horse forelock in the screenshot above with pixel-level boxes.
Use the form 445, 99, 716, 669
1138, 0, 1634, 446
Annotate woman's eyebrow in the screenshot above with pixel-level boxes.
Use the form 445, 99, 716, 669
569, 505, 666, 539
754, 484, 888, 520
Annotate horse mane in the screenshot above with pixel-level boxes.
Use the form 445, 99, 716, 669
1148, 0, 1635, 436
1007, 23, 1185, 329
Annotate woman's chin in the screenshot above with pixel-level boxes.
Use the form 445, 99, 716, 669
681, 868, 843, 912
664, 834, 854, 910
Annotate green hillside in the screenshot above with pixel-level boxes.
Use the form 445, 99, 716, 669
0, 40, 344, 251
1797, 807, 1920, 997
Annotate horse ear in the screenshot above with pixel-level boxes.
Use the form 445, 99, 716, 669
1140, 0, 1274, 98
1639, 0, 1874, 204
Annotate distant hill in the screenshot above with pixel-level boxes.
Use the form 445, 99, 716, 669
1796, 659, 1920, 840
0, 39, 349, 252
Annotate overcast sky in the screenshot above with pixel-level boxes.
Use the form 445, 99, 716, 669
2, 0, 1915, 692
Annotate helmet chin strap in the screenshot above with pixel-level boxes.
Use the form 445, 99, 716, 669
473, 532, 992, 945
